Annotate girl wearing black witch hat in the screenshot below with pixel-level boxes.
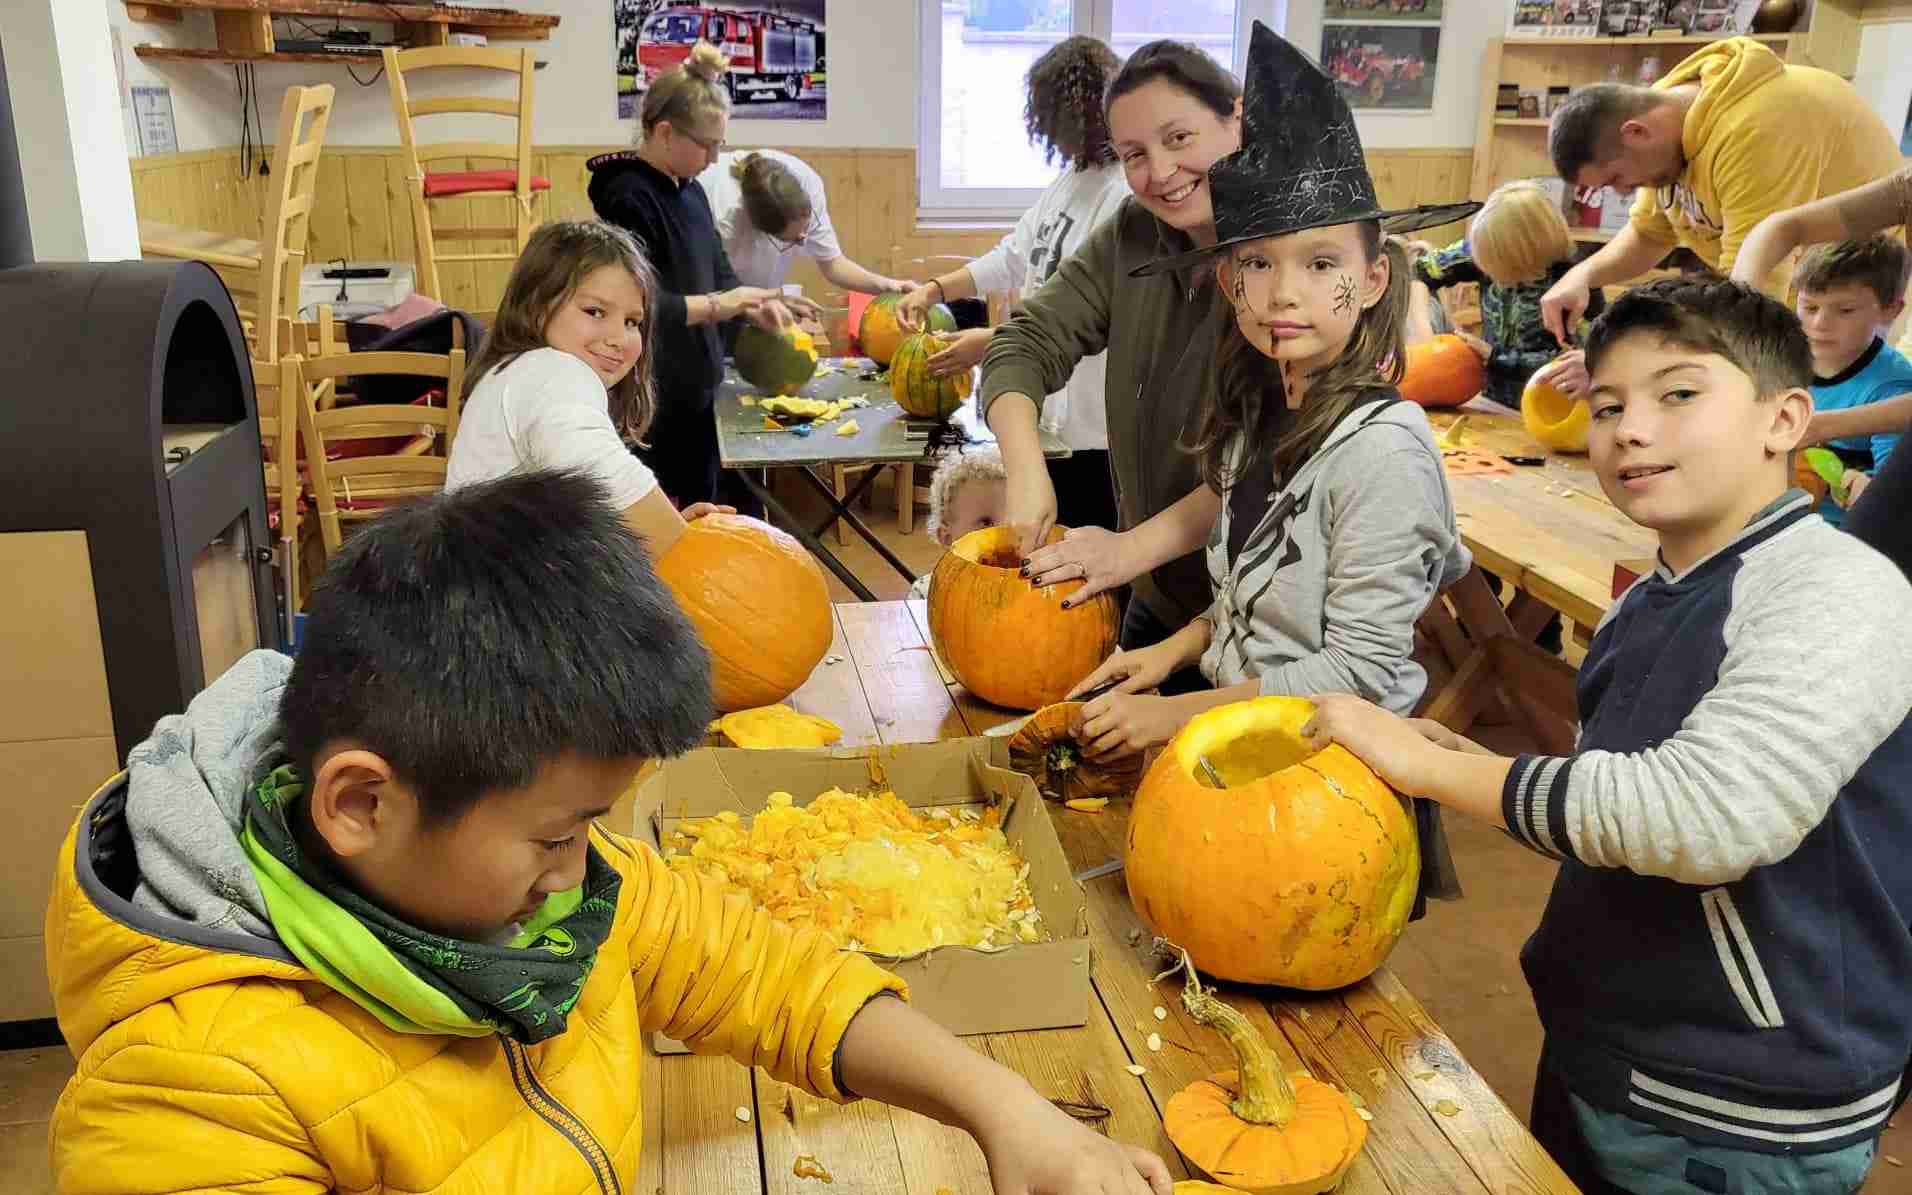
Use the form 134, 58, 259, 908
1060, 24, 1477, 887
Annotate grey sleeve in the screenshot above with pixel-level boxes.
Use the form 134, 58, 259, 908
1502, 538, 1912, 883
977, 207, 1120, 422
1257, 442, 1454, 704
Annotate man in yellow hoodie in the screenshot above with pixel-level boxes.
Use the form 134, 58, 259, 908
1532, 36, 1901, 394
42, 469, 1173, 1195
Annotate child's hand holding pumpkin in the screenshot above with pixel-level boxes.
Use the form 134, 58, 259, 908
1301, 693, 1448, 798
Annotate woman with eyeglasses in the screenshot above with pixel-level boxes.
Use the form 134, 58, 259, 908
588, 40, 795, 513
698, 149, 916, 298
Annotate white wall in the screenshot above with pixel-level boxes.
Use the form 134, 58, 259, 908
109, 0, 922, 152
1853, 19, 1912, 151
4, 0, 139, 261
109, 0, 1484, 158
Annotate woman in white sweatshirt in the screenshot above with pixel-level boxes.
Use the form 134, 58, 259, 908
898, 35, 1130, 532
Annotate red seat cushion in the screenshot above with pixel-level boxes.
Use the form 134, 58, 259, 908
422, 169, 552, 198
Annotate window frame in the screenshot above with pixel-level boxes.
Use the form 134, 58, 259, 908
916, 0, 1283, 220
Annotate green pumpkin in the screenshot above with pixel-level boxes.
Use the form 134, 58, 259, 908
734, 325, 819, 396
890, 331, 973, 420
859, 293, 954, 367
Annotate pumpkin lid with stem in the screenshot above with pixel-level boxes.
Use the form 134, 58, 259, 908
1159, 948, 1367, 1194
1006, 701, 1142, 803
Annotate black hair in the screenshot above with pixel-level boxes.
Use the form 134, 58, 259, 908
1548, 82, 1660, 181
1025, 35, 1121, 170
1104, 39, 1240, 125
280, 469, 712, 824
1585, 275, 1812, 398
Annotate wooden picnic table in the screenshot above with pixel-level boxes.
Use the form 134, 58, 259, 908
639, 599, 1579, 1195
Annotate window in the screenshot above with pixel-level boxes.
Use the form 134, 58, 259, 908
918, 0, 1284, 218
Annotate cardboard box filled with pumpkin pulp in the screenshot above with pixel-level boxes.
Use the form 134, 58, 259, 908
632, 736, 1093, 1046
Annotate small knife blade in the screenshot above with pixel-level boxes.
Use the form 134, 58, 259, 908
981, 675, 1125, 738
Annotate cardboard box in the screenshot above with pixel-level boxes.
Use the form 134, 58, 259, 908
632, 738, 1093, 1045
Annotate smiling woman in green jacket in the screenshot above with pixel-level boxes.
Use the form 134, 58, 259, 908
981, 41, 1241, 691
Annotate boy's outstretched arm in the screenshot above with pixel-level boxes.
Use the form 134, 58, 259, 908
839, 995, 1173, 1195
1302, 698, 1514, 830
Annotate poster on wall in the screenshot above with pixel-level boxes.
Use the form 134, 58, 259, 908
1321, 21, 1441, 110
615, 0, 827, 122
1323, 1, 1442, 19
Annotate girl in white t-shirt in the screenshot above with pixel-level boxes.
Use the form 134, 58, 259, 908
447, 220, 729, 557
698, 149, 912, 296
897, 35, 1130, 532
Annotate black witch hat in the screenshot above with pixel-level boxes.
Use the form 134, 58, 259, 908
1133, 21, 1480, 278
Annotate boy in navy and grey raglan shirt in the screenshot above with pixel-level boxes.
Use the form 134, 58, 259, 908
1305, 277, 1912, 1195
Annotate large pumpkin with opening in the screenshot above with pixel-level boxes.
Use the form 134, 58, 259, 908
927, 526, 1118, 711
1124, 696, 1420, 990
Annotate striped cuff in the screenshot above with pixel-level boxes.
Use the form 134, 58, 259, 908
1501, 753, 1577, 862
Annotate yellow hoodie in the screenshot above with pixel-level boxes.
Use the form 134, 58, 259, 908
44, 775, 905, 1195
1629, 38, 1902, 291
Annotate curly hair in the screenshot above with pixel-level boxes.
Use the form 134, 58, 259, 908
1025, 36, 1121, 171
925, 446, 1006, 545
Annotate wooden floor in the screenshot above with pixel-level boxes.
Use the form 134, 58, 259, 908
4, 470, 1907, 1192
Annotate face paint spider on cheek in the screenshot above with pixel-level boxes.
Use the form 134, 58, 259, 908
1333, 273, 1357, 318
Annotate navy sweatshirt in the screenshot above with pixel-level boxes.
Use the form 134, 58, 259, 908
586, 151, 739, 410
1501, 492, 1912, 1153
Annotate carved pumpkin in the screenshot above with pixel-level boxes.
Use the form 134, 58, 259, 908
1124, 697, 1419, 989
858, 292, 953, 367
717, 705, 842, 749
1522, 376, 1591, 454
1398, 333, 1486, 409
927, 526, 1118, 712
656, 514, 832, 712
1007, 701, 1143, 803
890, 331, 974, 420
1164, 951, 1367, 1194
734, 324, 819, 396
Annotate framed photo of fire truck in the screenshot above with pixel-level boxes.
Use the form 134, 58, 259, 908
1321, 16, 1442, 111
616, 0, 827, 121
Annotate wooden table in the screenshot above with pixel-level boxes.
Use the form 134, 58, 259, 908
715, 360, 1068, 601
640, 600, 1579, 1195
1414, 403, 1657, 745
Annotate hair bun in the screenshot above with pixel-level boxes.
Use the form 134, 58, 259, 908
685, 41, 730, 82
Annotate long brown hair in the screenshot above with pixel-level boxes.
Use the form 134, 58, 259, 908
638, 40, 730, 141
732, 152, 812, 236
1189, 222, 1408, 492
1104, 39, 1240, 124
467, 220, 660, 442
1025, 36, 1121, 170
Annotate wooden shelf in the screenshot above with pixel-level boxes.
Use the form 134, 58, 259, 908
1494, 118, 1550, 127
125, 1, 558, 34
1501, 34, 1791, 47
134, 44, 381, 64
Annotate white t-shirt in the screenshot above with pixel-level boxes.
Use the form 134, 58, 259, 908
446, 347, 658, 509
697, 149, 843, 291
967, 163, 1129, 452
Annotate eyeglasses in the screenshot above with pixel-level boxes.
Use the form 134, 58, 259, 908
769, 218, 821, 253
680, 127, 726, 154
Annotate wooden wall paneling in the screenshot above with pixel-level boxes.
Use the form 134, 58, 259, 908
384, 149, 420, 280
344, 151, 396, 265
855, 148, 912, 281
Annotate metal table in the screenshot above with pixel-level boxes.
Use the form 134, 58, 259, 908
714, 357, 1069, 600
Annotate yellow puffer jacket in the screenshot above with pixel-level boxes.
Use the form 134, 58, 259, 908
44, 776, 906, 1195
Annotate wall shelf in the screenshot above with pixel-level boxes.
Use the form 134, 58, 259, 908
1501, 34, 1790, 48
134, 45, 381, 65
1493, 118, 1551, 127
125, 0, 559, 64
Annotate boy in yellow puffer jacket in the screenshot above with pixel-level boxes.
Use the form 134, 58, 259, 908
43, 469, 1172, 1195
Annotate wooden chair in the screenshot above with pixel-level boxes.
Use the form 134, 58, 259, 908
383, 46, 549, 302
829, 463, 916, 544
296, 349, 467, 558
254, 354, 306, 634
140, 85, 334, 364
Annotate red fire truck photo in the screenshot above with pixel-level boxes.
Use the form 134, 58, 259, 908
625, 4, 820, 105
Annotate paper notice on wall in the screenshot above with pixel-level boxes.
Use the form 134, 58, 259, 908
132, 86, 178, 156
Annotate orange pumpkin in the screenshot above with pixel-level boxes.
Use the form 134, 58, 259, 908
655, 514, 832, 712
1007, 701, 1143, 803
1124, 697, 1420, 989
1164, 951, 1367, 1194
1522, 376, 1591, 453
890, 331, 973, 420
858, 293, 954, 367
1398, 333, 1486, 409
927, 526, 1118, 711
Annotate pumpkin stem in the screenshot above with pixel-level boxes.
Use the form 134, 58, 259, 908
1173, 948, 1298, 1127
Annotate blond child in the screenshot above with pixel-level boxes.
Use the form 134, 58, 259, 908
1416, 179, 1604, 409
910, 446, 1008, 598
